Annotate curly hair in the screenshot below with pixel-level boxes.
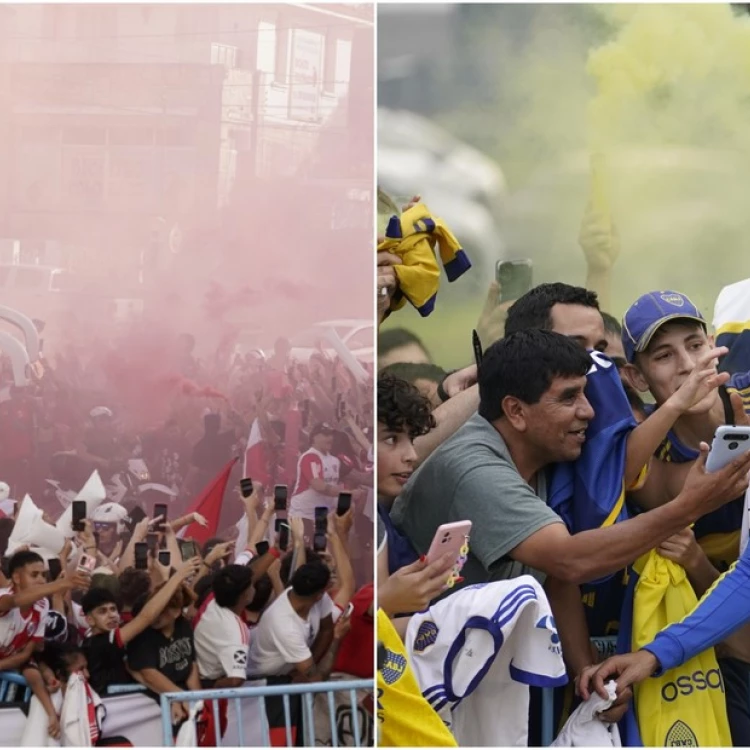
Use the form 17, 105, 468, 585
378, 374, 436, 438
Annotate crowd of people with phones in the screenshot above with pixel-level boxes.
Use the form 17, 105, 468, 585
375, 188, 750, 747
0, 315, 375, 746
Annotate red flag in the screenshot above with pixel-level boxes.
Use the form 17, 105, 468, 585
181, 458, 238, 545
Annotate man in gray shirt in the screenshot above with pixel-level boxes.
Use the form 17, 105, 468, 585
391, 328, 750, 590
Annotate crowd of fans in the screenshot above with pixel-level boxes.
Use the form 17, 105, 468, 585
0, 318, 375, 746
376, 190, 750, 747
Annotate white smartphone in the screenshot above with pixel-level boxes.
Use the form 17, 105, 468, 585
344, 602, 354, 618
426, 521, 472, 566
706, 425, 750, 473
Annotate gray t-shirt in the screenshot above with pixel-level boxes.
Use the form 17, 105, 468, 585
391, 412, 562, 587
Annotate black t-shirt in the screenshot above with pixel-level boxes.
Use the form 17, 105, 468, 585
82, 628, 133, 695
127, 617, 195, 699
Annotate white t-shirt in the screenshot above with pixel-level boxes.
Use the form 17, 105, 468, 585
247, 590, 334, 677
289, 448, 340, 520
193, 595, 250, 682
0, 587, 48, 658
405, 577, 567, 747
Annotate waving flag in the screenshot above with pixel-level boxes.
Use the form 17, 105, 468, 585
180, 458, 238, 544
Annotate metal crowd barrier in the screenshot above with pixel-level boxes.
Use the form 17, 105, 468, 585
0, 671, 31, 703
540, 636, 618, 746
0, 671, 147, 704
160, 679, 372, 747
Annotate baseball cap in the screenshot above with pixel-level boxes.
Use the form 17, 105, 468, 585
622, 291, 706, 363
309, 422, 334, 439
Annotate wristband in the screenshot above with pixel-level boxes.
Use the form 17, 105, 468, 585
269, 547, 281, 560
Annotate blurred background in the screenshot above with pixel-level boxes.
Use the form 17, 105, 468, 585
378, 3, 750, 368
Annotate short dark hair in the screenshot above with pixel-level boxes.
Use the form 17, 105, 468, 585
8, 550, 44, 577
118, 568, 152, 608
246, 574, 274, 613
194, 573, 216, 608
378, 328, 431, 363
212, 564, 253, 609
378, 374, 436, 438
40, 643, 85, 682
291, 561, 331, 598
479, 330, 592, 422
81, 587, 119, 615
380, 362, 447, 387
601, 312, 622, 336
505, 283, 600, 336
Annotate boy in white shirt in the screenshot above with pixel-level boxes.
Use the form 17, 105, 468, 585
248, 561, 350, 680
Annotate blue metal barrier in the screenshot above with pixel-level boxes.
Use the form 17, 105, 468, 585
541, 636, 618, 746
0, 671, 31, 703
159, 679, 372, 747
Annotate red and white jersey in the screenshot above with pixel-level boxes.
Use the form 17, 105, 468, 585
289, 448, 340, 520
193, 593, 250, 682
0, 587, 48, 658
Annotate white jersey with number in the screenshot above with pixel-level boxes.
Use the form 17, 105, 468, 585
289, 448, 340, 520
405, 577, 567, 747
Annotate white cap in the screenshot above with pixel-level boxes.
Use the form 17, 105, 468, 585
89, 406, 113, 419
92, 503, 129, 532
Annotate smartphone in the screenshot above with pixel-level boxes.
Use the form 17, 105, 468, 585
77, 553, 96, 573
255, 540, 270, 557
706, 426, 750, 472
153, 503, 168, 532
158, 550, 171, 568
240, 478, 254, 498
134, 542, 148, 570
336, 492, 352, 517
344, 601, 354, 618
274, 485, 288, 512
426, 521, 473, 567
179, 540, 199, 562
276, 519, 290, 552
72, 500, 87, 533
146, 533, 158, 555
48, 559, 62, 581
313, 531, 327, 552
314, 506, 328, 531
495, 259, 533, 303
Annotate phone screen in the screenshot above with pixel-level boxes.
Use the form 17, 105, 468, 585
277, 521, 290, 552
153, 504, 168, 531
135, 543, 148, 570
274, 485, 288, 512
313, 532, 327, 553
72, 501, 86, 532
146, 534, 158, 554
179, 541, 197, 561
496, 260, 533, 303
158, 551, 171, 567
240, 478, 254, 498
255, 540, 270, 557
336, 493, 352, 517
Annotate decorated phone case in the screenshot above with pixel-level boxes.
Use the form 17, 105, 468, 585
426, 521, 472, 588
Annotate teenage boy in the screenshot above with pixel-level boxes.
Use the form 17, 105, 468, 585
82, 556, 201, 694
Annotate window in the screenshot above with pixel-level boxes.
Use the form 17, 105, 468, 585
257, 21, 277, 75
211, 43, 238, 68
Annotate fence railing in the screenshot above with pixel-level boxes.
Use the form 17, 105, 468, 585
159, 679, 372, 747
0, 672, 30, 704
540, 636, 618, 746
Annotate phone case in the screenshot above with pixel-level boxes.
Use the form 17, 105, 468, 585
706, 425, 750, 472
426, 521, 472, 588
